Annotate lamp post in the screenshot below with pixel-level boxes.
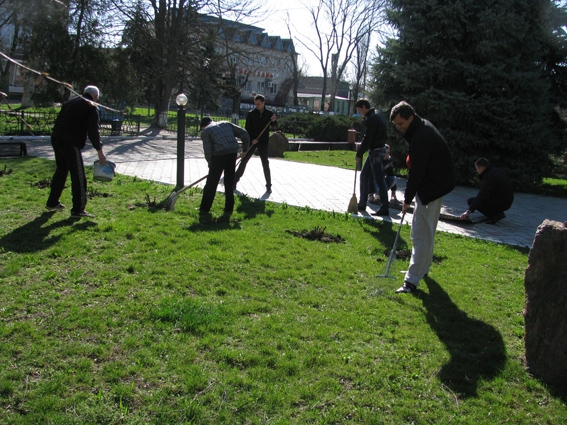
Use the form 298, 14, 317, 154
348, 84, 353, 115
175, 92, 188, 190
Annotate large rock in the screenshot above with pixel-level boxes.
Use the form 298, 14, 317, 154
524, 219, 567, 387
268, 131, 289, 157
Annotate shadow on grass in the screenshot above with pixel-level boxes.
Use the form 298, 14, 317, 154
420, 275, 506, 398
0, 212, 96, 253
185, 218, 242, 232
360, 217, 410, 260
235, 195, 275, 220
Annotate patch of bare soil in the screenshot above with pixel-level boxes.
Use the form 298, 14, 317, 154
30, 178, 51, 189
128, 194, 160, 210
88, 188, 112, 199
286, 226, 345, 243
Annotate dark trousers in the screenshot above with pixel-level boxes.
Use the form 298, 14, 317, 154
200, 153, 237, 214
47, 138, 87, 214
359, 148, 388, 209
467, 197, 507, 219
235, 142, 271, 188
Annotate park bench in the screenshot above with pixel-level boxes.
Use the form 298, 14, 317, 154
0, 141, 27, 157
99, 108, 125, 135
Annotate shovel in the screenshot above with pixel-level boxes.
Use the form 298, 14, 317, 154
164, 174, 208, 211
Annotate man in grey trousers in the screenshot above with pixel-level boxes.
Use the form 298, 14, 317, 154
390, 101, 455, 293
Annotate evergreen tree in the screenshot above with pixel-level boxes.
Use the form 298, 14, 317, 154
372, 0, 567, 189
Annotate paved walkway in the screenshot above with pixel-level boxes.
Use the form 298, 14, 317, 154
8, 133, 567, 248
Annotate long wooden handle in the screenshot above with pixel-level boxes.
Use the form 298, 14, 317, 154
256, 119, 272, 140
175, 174, 208, 196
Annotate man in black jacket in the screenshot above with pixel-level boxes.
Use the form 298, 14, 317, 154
234, 94, 277, 193
355, 99, 390, 215
390, 101, 456, 294
46, 86, 107, 218
459, 158, 513, 224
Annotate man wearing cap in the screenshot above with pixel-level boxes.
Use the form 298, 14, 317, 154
199, 117, 250, 219
46, 85, 107, 218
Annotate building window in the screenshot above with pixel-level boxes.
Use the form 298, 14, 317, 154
269, 83, 277, 94
257, 81, 265, 93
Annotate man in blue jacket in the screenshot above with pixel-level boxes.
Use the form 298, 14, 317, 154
390, 101, 456, 293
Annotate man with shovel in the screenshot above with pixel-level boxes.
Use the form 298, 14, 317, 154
199, 117, 250, 219
390, 101, 455, 294
234, 94, 277, 193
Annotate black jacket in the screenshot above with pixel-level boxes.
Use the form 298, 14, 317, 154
51, 93, 102, 150
469, 166, 514, 214
403, 114, 455, 205
245, 107, 276, 145
356, 108, 388, 158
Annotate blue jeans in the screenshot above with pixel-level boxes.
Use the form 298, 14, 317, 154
359, 147, 388, 209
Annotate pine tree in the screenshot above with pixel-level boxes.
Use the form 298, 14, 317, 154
373, 0, 567, 189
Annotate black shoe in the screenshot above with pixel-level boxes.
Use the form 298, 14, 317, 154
216, 214, 231, 223
266, 185, 272, 193
487, 212, 506, 224
46, 202, 65, 212
357, 204, 366, 212
71, 210, 95, 218
372, 209, 390, 216
395, 282, 417, 294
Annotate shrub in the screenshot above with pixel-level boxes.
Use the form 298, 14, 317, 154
278, 113, 320, 138
305, 115, 361, 142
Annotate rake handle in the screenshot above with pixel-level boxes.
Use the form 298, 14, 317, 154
383, 211, 406, 276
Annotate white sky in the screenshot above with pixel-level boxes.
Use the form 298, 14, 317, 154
241, 0, 325, 77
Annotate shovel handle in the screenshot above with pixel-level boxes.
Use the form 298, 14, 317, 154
174, 174, 208, 196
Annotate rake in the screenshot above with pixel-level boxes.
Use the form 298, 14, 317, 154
377, 211, 406, 278
163, 174, 208, 211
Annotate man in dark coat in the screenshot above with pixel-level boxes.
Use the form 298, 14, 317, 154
459, 158, 514, 224
234, 94, 277, 193
46, 85, 106, 218
355, 99, 390, 215
390, 101, 456, 294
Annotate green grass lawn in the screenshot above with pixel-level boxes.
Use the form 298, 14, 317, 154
283, 150, 359, 170
1, 157, 566, 424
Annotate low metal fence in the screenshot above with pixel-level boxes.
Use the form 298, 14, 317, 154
163, 109, 311, 138
0, 110, 141, 137
164, 110, 246, 137
0, 108, 315, 139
